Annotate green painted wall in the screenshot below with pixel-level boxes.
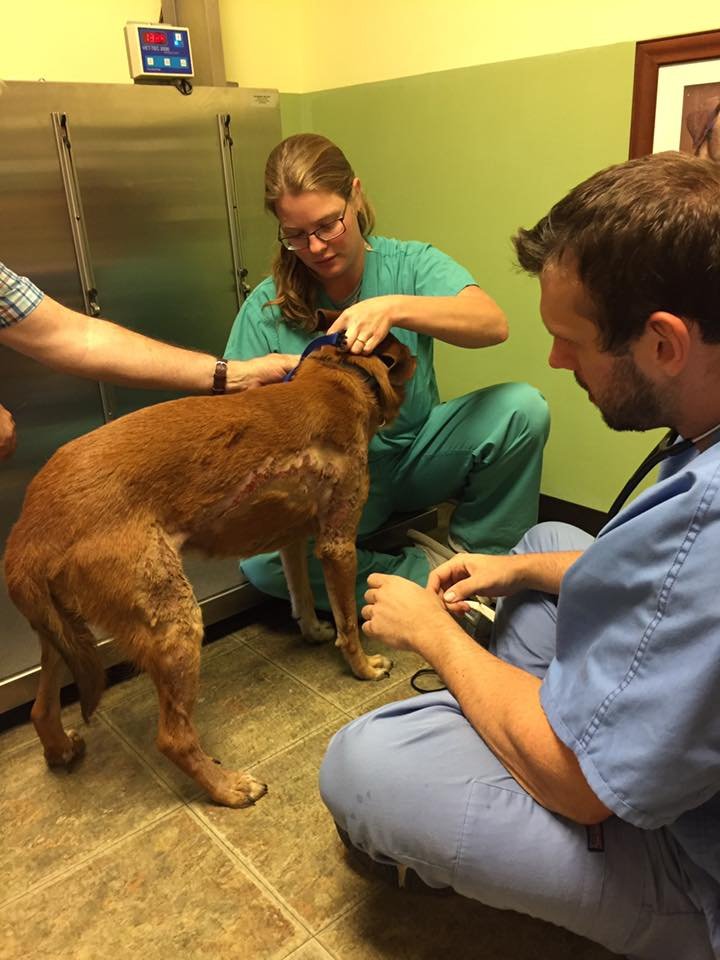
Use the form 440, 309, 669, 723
280, 93, 312, 136
280, 43, 664, 512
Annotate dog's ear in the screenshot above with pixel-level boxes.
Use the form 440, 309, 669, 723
315, 308, 342, 331
363, 334, 416, 427
378, 354, 397, 369
375, 336, 417, 386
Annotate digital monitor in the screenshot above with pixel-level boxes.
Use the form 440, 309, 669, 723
125, 23, 194, 80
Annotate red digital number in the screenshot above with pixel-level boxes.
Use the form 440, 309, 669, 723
143, 31, 167, 44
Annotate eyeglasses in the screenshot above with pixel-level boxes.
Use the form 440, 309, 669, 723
278, 202, 348, 251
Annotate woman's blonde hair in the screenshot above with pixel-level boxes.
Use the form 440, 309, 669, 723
263, 134, 375, 330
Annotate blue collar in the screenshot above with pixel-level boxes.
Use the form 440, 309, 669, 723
282, 332, 347, 382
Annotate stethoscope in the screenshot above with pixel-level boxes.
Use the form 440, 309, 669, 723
606, 422, 720, 521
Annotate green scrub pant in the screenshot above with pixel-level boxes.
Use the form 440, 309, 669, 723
240, 381, 549, 611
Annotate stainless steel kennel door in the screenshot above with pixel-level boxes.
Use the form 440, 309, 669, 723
0, 81, 282, 712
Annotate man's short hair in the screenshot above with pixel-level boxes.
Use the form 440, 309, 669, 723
513, 152, 720, 353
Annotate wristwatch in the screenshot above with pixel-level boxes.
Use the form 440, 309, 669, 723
212, 358, 229, 394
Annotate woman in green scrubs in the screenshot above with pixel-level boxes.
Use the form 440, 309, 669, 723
224, 133, 549, 609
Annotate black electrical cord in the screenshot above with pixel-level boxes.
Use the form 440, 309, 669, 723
410, 668, 446, 693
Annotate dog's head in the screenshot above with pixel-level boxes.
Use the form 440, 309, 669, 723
312, 333, 417, 428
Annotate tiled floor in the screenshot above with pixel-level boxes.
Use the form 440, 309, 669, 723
0, 603, 616, 960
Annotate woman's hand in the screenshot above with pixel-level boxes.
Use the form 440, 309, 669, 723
327, 296, 398, 354
0, 404, 17, 460
361, 573, 451, 653
327, 287, 508, 350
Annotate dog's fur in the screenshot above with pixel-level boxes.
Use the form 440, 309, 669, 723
4, 335, 416, 807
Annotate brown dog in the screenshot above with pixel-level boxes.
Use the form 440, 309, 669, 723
4, 334, 416, 807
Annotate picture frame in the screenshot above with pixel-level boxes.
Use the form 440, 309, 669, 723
629, 28, 720, 159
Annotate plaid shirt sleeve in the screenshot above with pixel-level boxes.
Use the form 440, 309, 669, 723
0, 261, 44, 327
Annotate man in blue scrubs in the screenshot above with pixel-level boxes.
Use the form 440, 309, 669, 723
319, 152, 720, 960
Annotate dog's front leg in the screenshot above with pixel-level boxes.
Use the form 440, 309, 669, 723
279, 540, 335, 645
317, 539, 393, 681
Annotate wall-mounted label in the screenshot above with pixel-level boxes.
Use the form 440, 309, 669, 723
251, 90, 279, 108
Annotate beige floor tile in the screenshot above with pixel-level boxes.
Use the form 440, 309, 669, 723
285, 941, 337, 960
239, 609, 426, 713
1, 716, 180, 904
1, 809, 307, 960
317, 887, 616, 960
197, 723, 374, 933
101, 640, 345, 803
0, 715, 36, 759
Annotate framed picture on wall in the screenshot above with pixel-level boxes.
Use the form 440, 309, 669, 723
629, 29, 720, 159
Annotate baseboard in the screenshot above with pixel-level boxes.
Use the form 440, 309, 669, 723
538, 494, 607, 537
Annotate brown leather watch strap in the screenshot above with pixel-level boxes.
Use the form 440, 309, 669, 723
212, 358, 229, 394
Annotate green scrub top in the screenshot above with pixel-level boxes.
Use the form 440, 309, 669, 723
224, 236, 477, 456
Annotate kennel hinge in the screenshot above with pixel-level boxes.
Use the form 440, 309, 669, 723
217, 113, 251, 307
51, 112, 114, 420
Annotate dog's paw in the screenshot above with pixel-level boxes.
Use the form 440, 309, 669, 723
367, 653, 393, 679
44, 729, 86, 768
300, 619, 336, 646
356, 653, 393, 681
208, 770, 268, 808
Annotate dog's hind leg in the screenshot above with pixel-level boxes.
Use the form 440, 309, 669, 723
144, 616, 266, 807
280, 540, 335, 645
123, 532, 266, 808
31, 630, 86, 767
317, 540, 393, 682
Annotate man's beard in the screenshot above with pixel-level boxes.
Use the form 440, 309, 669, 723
577, 354, 665, 432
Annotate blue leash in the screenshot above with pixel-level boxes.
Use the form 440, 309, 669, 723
282, 332, 348, 382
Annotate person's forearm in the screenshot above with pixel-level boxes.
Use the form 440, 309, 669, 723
509, 551, 583, 596
387, 288, 508, 348
416, 613, 609, 823
69, 314, 220, 391
2, 296, 235, 393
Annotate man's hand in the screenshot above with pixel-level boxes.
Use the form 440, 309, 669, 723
226, 354, 298, 392
361, 573, 450, 652
0, 404, 17, 460
429, 550, 582, 612
427, 553, 530, 615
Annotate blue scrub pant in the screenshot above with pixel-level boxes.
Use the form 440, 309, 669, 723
241, 381, 549, 611
319, 522, 715, 960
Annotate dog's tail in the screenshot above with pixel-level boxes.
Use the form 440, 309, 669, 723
5, 559, 105, 721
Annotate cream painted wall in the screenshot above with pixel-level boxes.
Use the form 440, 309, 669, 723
220, 0, 720, 92
0, 0, 160, 82
2, 1, 718, 92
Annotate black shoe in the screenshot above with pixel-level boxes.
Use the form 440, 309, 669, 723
335, 823, 455, 896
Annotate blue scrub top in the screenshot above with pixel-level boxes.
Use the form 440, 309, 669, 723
542, 438, 720, 951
